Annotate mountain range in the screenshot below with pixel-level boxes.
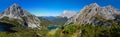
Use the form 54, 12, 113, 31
38, 11, 76, 25
39, 16, 68, 25
0, 3, 120, 37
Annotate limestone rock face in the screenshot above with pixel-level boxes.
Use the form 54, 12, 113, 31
65, 3, 120, 26
60, 10, 76, 18
0, 3, 41, 28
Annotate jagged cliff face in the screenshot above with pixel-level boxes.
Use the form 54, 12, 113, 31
0, 3, 41, 28
65, 3, 120, 26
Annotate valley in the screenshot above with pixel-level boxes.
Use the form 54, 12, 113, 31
0, 0, 120, 37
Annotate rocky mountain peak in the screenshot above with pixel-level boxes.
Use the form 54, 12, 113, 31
11, 3, 19, 7
65, 3, 120, 26
89, 3, 99, 7
0, 3, 41, 28
0, 3, 31, 19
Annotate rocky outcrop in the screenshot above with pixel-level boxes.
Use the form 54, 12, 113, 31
60, 10, 76, 18
65, 3, 120, 26
0, 3, 41, 28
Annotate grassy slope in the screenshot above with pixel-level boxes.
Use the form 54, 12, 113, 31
46, 28, 58, 37
0, 17, 40, 37
2, 17, 120, 37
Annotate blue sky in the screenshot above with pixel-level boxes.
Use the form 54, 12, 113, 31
0, 0, 120, 16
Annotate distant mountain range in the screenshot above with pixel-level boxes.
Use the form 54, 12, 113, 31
38, 11, 76, 25
38, 16, 56, 21
38, 16, 68, 25
65, 3, 120, 26
38, 17, 56, 27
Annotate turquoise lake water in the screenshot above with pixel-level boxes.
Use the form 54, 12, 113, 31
47, 25, 59, 30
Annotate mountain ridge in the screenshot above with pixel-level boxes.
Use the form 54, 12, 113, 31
0, 3, 41, 28
65, 3, 120, 26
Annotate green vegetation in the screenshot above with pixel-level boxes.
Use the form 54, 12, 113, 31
0, 17, 40, 37
63, 24, 79, 34
1, 17, 120, 37
80, 25, 120, 37
0, 17, 58, 37
50, 24, 81, 37
44, 24, 120, 37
